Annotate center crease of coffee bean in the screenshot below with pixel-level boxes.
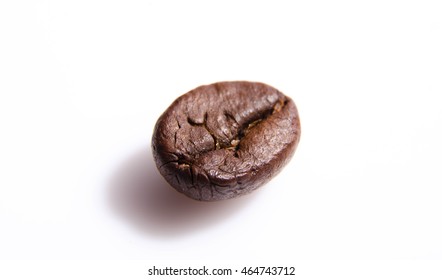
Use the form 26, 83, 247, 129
185, 98, 288, 159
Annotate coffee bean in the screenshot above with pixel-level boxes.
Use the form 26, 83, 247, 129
152, 81, 301, 201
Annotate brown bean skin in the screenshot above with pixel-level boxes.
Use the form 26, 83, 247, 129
152, 81, 301, 201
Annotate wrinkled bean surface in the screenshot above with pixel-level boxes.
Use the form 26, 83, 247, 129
152, 81, 301, 201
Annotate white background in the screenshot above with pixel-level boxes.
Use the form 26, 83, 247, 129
1, 0, 442, 277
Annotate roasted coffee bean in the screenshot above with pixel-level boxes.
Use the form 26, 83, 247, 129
152, 81, 301, 201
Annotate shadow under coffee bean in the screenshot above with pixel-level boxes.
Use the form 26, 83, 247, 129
152, 81, 301, 201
